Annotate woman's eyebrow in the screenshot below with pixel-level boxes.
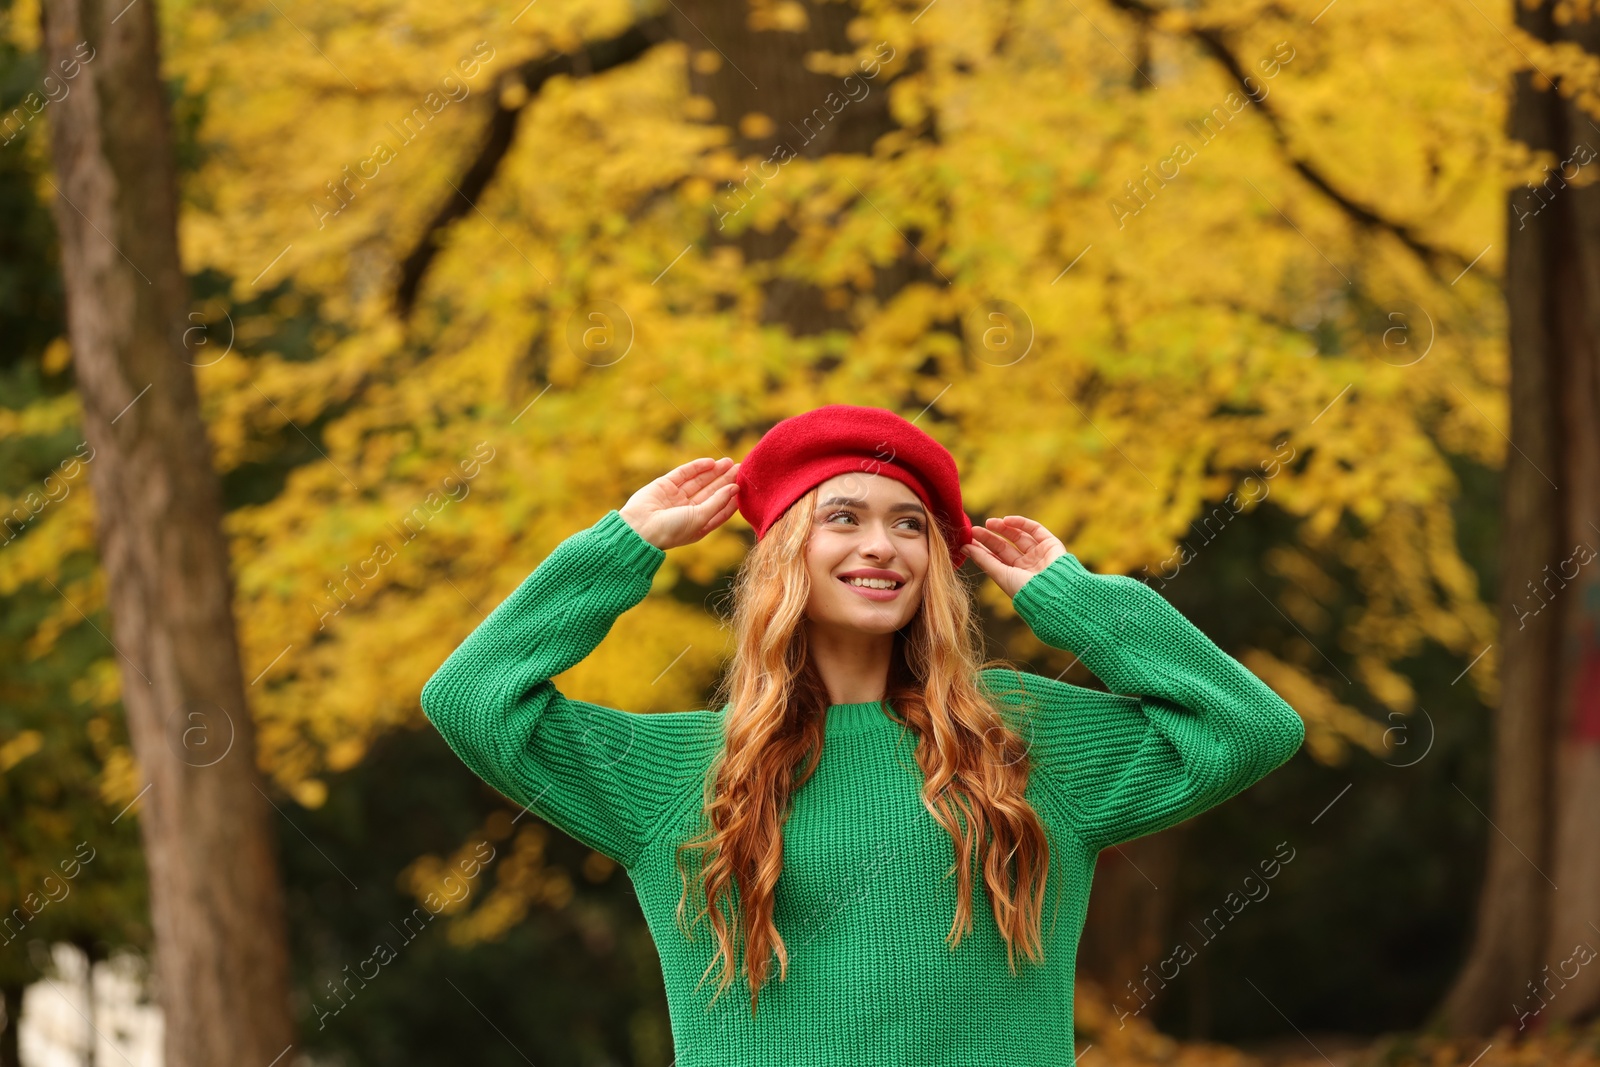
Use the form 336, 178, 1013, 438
817, 495, 928, 515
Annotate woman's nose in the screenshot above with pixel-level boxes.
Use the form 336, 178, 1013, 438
859, 523, 896, 558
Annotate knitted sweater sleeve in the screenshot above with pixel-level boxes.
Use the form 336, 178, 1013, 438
1003, 550, 1305, 852
419, 508, 712, 870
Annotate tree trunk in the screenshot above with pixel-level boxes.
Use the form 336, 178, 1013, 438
670, 0, 932, 339
1433, 0, 1600, 1033
1541, 0, 1600, 1015
1076, 835, 1184, 1024
38, 1, 298, 1064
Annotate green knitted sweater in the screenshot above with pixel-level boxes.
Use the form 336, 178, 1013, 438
420, 508, 1305, 1066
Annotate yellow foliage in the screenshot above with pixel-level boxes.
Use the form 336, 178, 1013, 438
399, 830, 500, 919
289, 778, 329, 809
1075, 977, 1264, 1066
0, 730, 44, 773
0, 0, 1520, 809
1239, 649, 1386, 765
1369, 1021, 1600, 1067
97, 746, 143, 811
431, 822, 577, 946
68, 658, 123, 712
1079, 975, 1600, 1065
748, 0, 809, 34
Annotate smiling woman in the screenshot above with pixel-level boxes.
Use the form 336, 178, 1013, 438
419, 403, 1305, 1066
801, 473, 934, 702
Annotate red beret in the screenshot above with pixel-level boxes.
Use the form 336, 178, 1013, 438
734, 404, 974, 569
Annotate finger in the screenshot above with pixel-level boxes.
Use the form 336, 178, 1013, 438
989, 515, 1048, 552
693, 482, 740, 537
657, 458, 717, 500
672, 460, 729, 492
969, 540, 1018, 574
975, 518, 1022, 540
963, 540, 1004, 581
685, 480, 727, 516
969, 527, 1019, 560
675, 457, 734, 497
970, 526, 1022, 565
710, 485, 742, 531
689, 462, 740, 505
970, 525, 1011, 549
982, 516, 1028, 539
666, 457, 718, 482
700, 459, 740, 493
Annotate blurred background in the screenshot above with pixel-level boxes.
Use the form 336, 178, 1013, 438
2, 0, 1597, 1063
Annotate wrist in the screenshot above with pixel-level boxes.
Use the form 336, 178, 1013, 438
600, 508, 669, 569
617, 506, 665, 551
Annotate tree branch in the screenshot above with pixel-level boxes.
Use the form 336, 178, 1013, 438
1104, 0, 1484, 281
394, 14, 675, 318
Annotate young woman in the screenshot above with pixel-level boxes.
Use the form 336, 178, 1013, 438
421, 404, 1304, 1066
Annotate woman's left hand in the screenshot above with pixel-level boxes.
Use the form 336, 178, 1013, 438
962, 515, 1068, 599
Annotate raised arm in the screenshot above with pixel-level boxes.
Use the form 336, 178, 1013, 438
1002, 549, 1305, 851
420, 508, 722, 869
961, 512, 1303, 853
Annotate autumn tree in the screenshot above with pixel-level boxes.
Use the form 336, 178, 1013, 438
3, 0, 1534, 1045
108, 0, 1510, 1026
35, 0, 296, 1062
1433, 0, 1600, 1032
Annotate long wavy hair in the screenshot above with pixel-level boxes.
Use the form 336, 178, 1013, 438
672, 482, 1053, 1015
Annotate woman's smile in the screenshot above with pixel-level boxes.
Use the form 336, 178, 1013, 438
837, 567, 908, 601
840, 577, 904, 601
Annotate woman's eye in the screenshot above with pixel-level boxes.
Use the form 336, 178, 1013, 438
826, 510, 924, 532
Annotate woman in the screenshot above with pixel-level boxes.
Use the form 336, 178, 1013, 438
421, 403, 1304, 1066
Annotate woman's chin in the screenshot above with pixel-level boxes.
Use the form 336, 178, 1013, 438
829, 607, 911, 635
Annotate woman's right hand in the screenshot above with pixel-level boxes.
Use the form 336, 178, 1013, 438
618, 457, 742, 551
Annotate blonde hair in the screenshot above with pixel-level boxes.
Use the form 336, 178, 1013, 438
673, 483, 1052, 1015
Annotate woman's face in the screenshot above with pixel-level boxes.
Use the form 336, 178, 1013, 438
802, 471, 931, 636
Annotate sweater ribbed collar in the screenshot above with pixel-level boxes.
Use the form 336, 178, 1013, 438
710, 700, 901, 737
823, 699, 897, 737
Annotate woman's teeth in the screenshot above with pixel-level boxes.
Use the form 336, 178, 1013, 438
843, 577, 900, 589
